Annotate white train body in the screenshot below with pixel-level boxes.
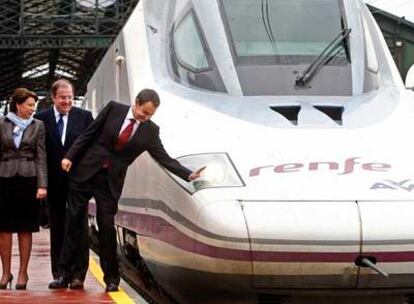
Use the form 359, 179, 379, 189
86, 0, 414, 302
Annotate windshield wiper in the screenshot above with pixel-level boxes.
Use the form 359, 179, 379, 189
295, 28, 351, 87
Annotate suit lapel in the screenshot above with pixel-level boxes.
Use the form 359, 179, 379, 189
21, 121, 35, 144
65, 109, 77, 146
122, 121, 148, 150
47, 108, 63, 146
111, 105, 130, 148
3, 119, 17, 150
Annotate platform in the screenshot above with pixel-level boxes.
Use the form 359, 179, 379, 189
0, 228, 146, 303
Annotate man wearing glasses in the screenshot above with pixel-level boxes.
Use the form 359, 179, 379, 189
35, 79, 93, 284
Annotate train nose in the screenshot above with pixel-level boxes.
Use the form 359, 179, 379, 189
239, 200, 361, 288
196, 200, 361, 288
196, 200, 414, 290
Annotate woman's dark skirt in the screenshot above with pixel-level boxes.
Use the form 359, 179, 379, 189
0, 176, 39, 232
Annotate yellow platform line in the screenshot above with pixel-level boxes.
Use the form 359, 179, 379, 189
89, 257, 136, 304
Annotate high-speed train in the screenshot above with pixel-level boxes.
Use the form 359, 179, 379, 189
85, 0, 414, 303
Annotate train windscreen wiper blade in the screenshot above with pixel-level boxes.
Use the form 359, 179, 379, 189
295, 28, 351, 87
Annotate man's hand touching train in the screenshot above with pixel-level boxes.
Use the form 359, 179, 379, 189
61, 158, 73, 172
188, 166, 206, 181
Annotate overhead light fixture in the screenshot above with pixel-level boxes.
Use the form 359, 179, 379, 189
55, 65, 75, 79
76, 0, 116, 8
22, 63, 49, 79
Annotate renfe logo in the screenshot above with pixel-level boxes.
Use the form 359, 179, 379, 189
250, 157, 391, 177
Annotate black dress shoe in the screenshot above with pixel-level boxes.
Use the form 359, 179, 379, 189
48, 276, 69, 289
69, 278, 84, 290
105, 283, 119, 292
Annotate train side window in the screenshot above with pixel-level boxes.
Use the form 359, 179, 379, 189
169, 8, 227, 93
173, 12, 210, 73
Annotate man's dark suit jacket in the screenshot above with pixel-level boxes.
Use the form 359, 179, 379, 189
35, 107, 94, 182
35, 106, 93, 278
65, 101, 192, 200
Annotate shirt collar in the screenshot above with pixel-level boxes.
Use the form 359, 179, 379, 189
127, 107, 139, 123
53, 106, 67, 119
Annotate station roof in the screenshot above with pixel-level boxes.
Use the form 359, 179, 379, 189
368, 4, 414, 80
0, 0, 138, 110
368, 4, 414, 43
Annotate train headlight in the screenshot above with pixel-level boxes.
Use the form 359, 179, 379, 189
202, 162, 226, 184
169, 153, 245, 194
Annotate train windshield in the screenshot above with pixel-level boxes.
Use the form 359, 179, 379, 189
168, 0, 353, 96
221, 0, 348, 64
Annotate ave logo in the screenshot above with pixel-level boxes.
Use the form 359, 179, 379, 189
370, 179, 414, 192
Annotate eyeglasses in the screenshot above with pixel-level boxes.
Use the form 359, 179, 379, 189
56, 95, 73, 101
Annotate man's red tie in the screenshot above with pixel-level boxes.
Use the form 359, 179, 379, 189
115, 118, 135, 150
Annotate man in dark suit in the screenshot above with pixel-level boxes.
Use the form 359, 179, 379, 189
49, 89, 204, 292
35, 79, 93, 280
